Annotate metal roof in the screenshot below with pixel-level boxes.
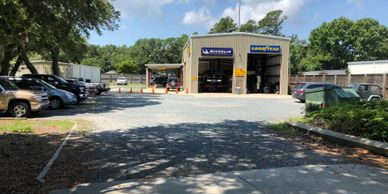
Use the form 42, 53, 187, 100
348, 60, 388, 65
145, 63, 183, 69
302, 70, 347, 76
192, 32, 291, 42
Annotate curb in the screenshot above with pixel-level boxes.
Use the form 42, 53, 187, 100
287, 122, 388, 157
36, 121, 78, 183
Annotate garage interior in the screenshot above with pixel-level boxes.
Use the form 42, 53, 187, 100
145, 64, 183, 88
247, 53, 282, 93
198, 58, 233, 93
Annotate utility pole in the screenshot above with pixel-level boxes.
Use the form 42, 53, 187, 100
237, 0, 241, 32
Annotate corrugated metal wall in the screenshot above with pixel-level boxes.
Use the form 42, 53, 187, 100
188, 33, 290, 94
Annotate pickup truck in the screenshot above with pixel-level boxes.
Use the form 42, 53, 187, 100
67, 78, 110, 95
0, 77, 50, 117
22, 74, 87, 103
346, 83, 383, 101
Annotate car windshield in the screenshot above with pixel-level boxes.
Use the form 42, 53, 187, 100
0, 79, 19, 90
38, 80, 57, 89
53, 75, 69, 84
117, 77, 126, 80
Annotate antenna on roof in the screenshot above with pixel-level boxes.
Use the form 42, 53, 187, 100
237, 0, 241, 32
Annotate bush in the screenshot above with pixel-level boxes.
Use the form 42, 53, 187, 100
304, 101, 388, 142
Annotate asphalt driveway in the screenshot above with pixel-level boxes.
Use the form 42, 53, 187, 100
42, 94, 355, 191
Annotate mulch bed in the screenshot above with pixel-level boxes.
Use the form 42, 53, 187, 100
0, 130, 67, 194
272, 128, 388, 169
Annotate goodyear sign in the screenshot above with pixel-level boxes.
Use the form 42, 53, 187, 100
250, 45, 281, 54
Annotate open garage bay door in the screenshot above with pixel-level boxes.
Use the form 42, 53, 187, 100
198, 58, 233, 93
247, 54, 281, 93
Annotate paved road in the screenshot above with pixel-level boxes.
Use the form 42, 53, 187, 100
43, 93, 360, 190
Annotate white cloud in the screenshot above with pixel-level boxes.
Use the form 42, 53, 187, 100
222, 0, 308, 24
112, 0, 175, 18
346, 0, 364, 9
313, 12, 320, 20
182, 8, 216, 27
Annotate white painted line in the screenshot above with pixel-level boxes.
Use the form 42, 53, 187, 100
36, 121, 78, 183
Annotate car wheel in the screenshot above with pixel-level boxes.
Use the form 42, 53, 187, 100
300, 99, 305, 103
50, 97, 63, 109
370, 97, 380, 102
10, 102, 31, 117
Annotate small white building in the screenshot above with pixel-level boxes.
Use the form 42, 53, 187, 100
16, 60, 101, 82
348, 60, 388, 75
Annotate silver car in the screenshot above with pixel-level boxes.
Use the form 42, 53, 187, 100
8, 77, 77, 109
116, 77, 128, 85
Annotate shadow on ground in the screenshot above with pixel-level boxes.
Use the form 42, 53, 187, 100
37, 94, 162, 117
45, 120, 348, 192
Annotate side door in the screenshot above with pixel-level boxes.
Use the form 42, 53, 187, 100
0, 86, 6, 110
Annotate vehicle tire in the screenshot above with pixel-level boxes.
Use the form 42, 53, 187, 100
300, 99, 305, 103
9, 102, 31, 117
50, 97, 63, 109
96, 91, 102, 95
370, 97, 381, 102
76, 96, 81, 104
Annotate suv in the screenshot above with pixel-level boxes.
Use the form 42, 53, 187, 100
166, 77, 181, 91
9, 77, 77, 109
292, 82, 339, 103
116, 77, 128, 85
346, 83, 383, 101
22, 74, 87, 103
0, 77, 50, 117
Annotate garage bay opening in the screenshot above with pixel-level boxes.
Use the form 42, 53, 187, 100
198, 58, 233, 93
247, 53, 281, 93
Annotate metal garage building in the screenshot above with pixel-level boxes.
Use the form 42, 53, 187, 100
182, 32, 290, 95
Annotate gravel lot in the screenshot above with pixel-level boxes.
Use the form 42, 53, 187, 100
42, 93, 352, 190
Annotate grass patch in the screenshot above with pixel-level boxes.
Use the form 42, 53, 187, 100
302, 101, 388, 142
267, 122, 301, 135
0, 119, 75, 134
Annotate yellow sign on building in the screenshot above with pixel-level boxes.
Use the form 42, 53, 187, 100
234, 68, 247, 77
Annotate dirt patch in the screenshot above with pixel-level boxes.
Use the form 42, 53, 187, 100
272, 129, 388, 169
0, 119, 75, 194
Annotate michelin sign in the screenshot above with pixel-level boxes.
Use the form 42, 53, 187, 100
201, 47, 233, 56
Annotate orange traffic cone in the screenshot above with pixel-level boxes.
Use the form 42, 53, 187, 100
152, 87, 155, 95
185, 88, 189, 94
118, 87, 121, 94
140, 88, 143, 94
165, 88, 169, 94
175, 88, 179, 94
129, 88, 133, 94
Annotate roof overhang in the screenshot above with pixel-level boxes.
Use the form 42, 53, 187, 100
145, 63, 183, 70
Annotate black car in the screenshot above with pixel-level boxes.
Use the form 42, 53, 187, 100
199, 72, 229, 92
150, 76, 168, 88
22, 74, 87, 103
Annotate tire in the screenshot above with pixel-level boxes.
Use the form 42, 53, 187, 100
50, 97, 63, 109
300, 99, 305, 103
370, 97, 381, 102
10, 102, 31, 117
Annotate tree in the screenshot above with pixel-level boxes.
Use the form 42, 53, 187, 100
289, 35, 308, 74
258, 10, 287, 36
307, 17, 388, 70
240, 20, 259, 33
209, 16, 237, 34
116, 59, 138, 74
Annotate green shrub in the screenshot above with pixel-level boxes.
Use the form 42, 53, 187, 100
304, 101, 388, 142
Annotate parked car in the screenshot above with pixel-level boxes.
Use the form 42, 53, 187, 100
166, 77, 181, 91
292, 82, 339, 103
8, 77, 77, 109
346, 83, 383, 101
22, 74, 87, 103
199, 72, 229, 92
150, 76, 168, 88
0, 76, 50, 117
116, 77, 128, 85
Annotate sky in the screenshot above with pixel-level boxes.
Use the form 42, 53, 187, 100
88, 0, 388, 46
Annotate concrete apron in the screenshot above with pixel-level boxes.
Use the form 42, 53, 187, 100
51, 164, 388, 194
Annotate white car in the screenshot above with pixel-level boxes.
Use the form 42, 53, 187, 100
116, 77, 128, 85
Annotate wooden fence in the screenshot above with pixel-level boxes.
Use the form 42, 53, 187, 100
289, 73, 388, 99
101, 73, 146, 84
